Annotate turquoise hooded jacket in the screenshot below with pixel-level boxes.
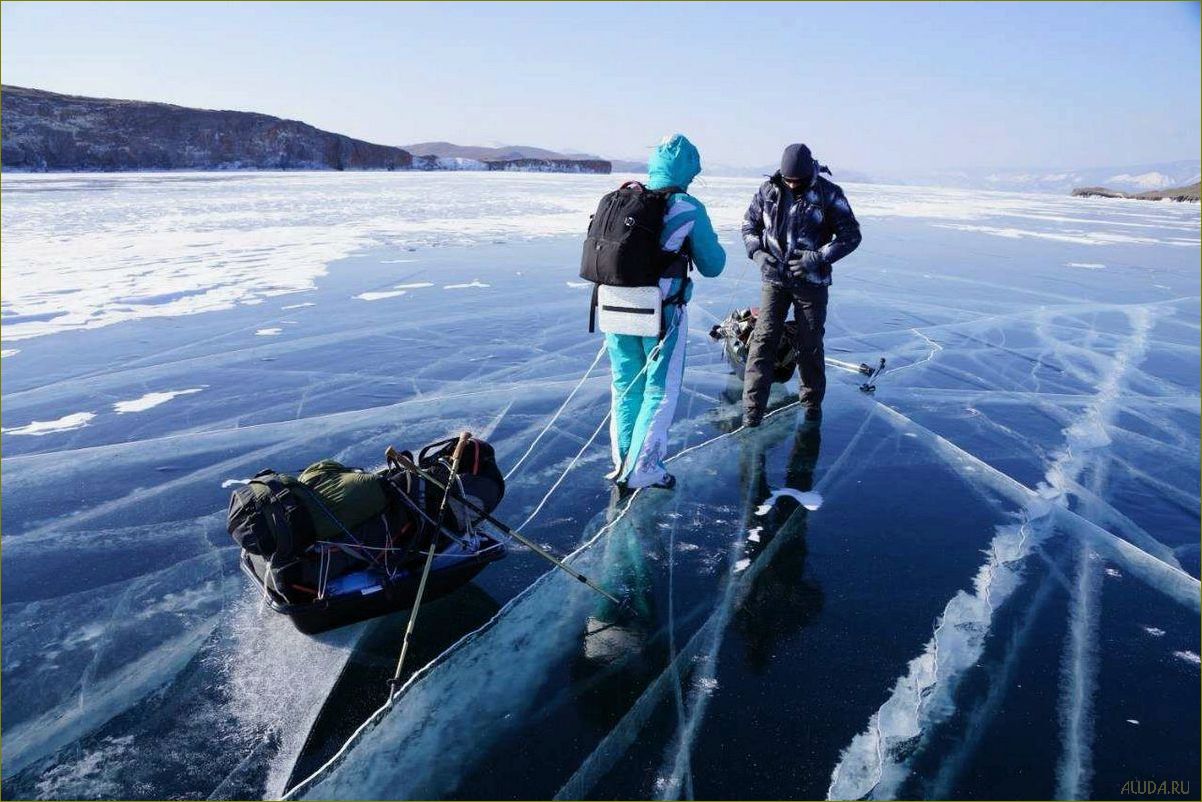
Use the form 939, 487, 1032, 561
645, 135, 726, 299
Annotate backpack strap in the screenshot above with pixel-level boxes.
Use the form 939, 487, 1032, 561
588, 283, 599, 333
418, 437, 458, 466
250, 475, 317, 555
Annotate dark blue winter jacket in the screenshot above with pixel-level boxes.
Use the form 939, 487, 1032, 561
741, 161, 862, 288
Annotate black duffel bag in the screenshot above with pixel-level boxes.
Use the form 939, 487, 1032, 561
227, 471, 316, 560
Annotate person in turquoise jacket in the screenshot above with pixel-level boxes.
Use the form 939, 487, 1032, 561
607, 134, 726, 490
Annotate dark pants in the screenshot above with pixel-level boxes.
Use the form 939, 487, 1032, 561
743, 282, 828, 415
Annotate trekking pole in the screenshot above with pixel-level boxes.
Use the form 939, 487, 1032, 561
385, 446, 628, 610
824, 357, 869, 375
387, 431, 471, 698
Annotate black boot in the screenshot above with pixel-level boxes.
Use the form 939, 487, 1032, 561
650, 473, 676, 490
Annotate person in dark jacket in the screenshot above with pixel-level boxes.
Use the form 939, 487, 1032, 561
741, 143, 861, 425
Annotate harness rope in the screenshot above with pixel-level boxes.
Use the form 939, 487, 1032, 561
504, 343, 608, 482
513, 324, 666, 532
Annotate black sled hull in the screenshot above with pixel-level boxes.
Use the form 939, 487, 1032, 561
241, 538, 507, 634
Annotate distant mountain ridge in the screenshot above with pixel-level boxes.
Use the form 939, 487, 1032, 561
868, 159, 1201, 194
0, 86, 609, 174
404, 141, 585, 161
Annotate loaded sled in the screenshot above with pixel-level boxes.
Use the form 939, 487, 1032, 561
708, 307, 886, 393
229, 436, 507, 633
708, 307, 798, 384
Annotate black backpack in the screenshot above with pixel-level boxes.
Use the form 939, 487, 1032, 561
580, 182, 688, 332
227, 471, 316, 560
409, 435, 506, 526
580, 181, 679, 286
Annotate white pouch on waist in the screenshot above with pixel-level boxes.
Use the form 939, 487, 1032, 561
596, 285, 662, 337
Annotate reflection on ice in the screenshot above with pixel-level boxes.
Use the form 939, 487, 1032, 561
754, 488, 824, 514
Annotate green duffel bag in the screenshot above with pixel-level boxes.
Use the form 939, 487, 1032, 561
297, 460, 390, 540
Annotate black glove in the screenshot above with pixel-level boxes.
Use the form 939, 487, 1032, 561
751, 250, 778, 271
786, 250, 829, 278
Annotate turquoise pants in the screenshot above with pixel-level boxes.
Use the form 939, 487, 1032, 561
605, 305, 688, 488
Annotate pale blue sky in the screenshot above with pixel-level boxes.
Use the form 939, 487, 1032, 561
2, 1, 1198, 170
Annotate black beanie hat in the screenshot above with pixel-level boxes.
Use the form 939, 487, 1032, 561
780, 143, 813, 179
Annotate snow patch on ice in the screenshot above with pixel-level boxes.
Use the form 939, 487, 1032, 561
113, 388, 204, 414
1066, 262, 1106, 270
443, 280, 490, 290
1, 348, 20, 358
566, 281, 590, 288
255, 328, 282, 336
732, 558, 750, 574
2, 411, 96, 436
354, 290, 407, 302
281, 302, 315, 310
393, 282, 434, 290
1142, 626, 1166, 637
1173, 650, 1201, 667
221, 478, 251, 489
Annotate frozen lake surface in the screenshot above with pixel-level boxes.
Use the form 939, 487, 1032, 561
1, 172, 1198, 800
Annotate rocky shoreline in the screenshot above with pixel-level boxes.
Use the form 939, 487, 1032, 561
0, 85, 610, 174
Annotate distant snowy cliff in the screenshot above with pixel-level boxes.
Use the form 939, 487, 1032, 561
1072, 182, 1200, 202
415, 155, 610, 173
404, 142, 610, 174
0, 86, 610, 174
484, 157, 610, 173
